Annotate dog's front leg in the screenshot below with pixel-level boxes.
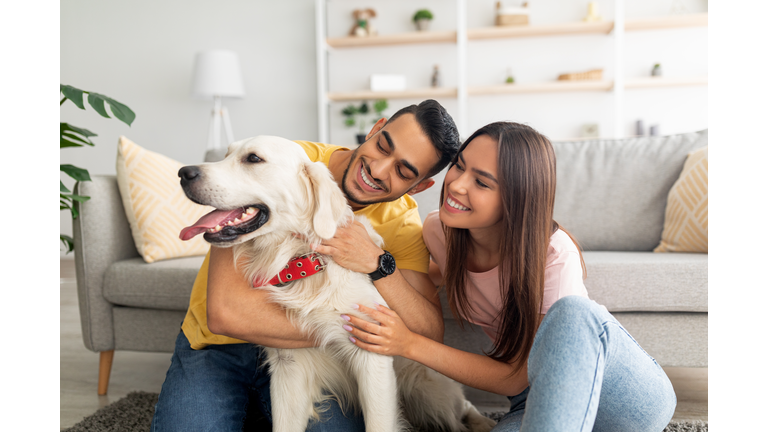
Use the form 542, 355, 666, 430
348, 349, 404, 432
266, 348, 319, 432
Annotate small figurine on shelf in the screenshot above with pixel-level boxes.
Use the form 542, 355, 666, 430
431, 65, 441, 88
583, 1, 603, 22
349, 9, 377, 37
649, 124, 660, 136
505, 67, 515, 84
636, 120, 645, 136
495, 1, 530, 27
651, 63, 663, 77
581, 123, 600, 138
413, 9, 434, 31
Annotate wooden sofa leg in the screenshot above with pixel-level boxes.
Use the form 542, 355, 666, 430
98, 350, 115, 395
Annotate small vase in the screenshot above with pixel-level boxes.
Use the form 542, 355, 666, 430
415, 19, 431, 31
356, 134, 367, 145
651, 64, 662, 77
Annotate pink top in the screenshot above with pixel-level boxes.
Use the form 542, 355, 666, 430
422, 210, 589, 341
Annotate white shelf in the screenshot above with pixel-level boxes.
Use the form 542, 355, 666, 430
323, 13, 708, 48
328, 87, 457, 102
316, 0, 708, 141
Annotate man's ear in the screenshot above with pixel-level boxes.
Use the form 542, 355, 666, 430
366, 118, 387, 141
407, 178, 435, 196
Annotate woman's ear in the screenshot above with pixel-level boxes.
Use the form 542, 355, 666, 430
407, 178, 435, 196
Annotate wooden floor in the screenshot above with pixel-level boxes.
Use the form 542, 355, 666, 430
60, 258, 707, 429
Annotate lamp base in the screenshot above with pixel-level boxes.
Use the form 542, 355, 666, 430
207, 96, 235, 150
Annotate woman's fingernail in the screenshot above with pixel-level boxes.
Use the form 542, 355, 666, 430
349, 336, 356, 343
343, 325, 353, 332
373, 301, 379, 307
351, 304, 359, 310
341, 314, 351, 322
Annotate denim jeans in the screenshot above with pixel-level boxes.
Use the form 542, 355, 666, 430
150, 330, 364, 431
492, 296, 677, 432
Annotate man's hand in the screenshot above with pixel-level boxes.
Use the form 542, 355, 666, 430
311, 220, 382, 274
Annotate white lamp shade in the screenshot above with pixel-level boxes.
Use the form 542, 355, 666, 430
191, 50, 245, 98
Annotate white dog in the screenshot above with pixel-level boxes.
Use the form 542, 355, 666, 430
178, 136, 496, 432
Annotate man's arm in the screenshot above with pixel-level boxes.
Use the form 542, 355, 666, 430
312, 220, 444, 342
206, 246, 317, 349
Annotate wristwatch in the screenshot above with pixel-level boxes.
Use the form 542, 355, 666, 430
368, 251, 396, 281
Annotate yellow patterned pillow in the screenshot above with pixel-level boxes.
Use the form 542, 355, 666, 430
116, 136, 212, 263
654, 146, 708, 253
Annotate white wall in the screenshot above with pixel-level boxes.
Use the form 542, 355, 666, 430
60, 0, 708, 254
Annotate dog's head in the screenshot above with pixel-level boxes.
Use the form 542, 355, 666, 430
178, 136, 350, 246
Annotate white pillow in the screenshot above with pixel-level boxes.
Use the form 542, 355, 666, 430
116, 136, 212, 263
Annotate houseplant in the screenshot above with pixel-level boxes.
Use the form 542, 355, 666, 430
412, 9, 433, 31
342, 99, 388, 145
60, 84, 135, 253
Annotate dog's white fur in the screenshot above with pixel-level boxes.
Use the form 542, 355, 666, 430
181, 136, 496, 432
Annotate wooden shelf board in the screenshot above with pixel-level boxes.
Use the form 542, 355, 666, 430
325, 13, 708, 48
327, 87, 458, 102
468, 21, 614, 40
624, 76, 708, 89
326, 30, 456, 48
469, 80, 614, 95
625, 13, 708, 31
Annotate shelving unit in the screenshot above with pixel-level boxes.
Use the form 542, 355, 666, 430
315, 0, 707, 141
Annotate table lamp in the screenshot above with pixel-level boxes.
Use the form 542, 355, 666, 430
191, 50, 245, 150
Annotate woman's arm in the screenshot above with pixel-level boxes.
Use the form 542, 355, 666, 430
207, 246, 317, 349
344, 304, 530, 397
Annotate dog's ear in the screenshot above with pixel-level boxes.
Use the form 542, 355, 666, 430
301, 161, 349, 240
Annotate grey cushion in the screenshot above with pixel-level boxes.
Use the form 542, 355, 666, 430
582, 252, 707, 312
552, 130, 708, 251
104, 256, 206, 310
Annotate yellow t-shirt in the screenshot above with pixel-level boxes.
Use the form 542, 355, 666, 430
181, 140, 430, 349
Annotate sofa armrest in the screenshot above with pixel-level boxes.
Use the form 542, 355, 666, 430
73, 175, 140, 352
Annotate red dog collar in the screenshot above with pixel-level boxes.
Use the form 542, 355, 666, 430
254, 253, 327, 287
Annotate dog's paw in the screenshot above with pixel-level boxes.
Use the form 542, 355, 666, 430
462, 401, 497, 432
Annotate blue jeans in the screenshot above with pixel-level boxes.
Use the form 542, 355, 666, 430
492, 296, 677, 432
150, 330, 365, 431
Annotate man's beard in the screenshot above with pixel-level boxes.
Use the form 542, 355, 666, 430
341, 146, 394, 206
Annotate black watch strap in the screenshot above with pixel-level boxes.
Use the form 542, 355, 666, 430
368, 251, 396, 281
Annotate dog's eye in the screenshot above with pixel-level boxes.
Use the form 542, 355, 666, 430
247, 154, 262, 163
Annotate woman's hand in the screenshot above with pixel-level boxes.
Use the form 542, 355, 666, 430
342, 303, 418, 358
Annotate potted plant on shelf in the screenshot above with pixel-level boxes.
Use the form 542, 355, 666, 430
342, 99, 388, 145
413, 9, 433, 31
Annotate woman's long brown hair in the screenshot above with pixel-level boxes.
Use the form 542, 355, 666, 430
441, 122, 584, 372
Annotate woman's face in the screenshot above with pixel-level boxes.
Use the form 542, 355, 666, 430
439, 134, 503, 231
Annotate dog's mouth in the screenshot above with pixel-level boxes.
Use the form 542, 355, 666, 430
179, 204, 270, 243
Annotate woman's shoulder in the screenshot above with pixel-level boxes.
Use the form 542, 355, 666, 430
549, 229, 581, 256
422, 211, 445, 246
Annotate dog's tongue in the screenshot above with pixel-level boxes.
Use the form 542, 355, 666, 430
179, 208, 251, 241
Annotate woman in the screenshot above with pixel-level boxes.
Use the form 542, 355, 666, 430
341, 122, 677, 431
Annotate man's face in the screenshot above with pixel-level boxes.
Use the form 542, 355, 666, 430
341, 113, 440, 207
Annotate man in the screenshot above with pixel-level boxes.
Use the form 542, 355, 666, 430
151, 99, 461, 431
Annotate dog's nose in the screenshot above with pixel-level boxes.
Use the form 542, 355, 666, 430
179, 166, 201, 183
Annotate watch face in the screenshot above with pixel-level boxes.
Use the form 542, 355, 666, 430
381, 252, 396, 275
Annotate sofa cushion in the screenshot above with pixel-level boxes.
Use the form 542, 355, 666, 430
582, 251, 707, 312
552, 130, 708, 251
104, 256, 206, 310
116, 136, 213, 263
654, 146, 708, 253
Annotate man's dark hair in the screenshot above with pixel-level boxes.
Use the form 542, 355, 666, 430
387, 99, 460, 179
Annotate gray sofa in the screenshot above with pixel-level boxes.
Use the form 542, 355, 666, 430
73, 130, 708, 403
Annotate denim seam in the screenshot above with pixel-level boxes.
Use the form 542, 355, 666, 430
579, 343, 603, 432
604, 320, 658, 365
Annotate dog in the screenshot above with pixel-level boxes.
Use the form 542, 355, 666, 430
178, 136, 496, 432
